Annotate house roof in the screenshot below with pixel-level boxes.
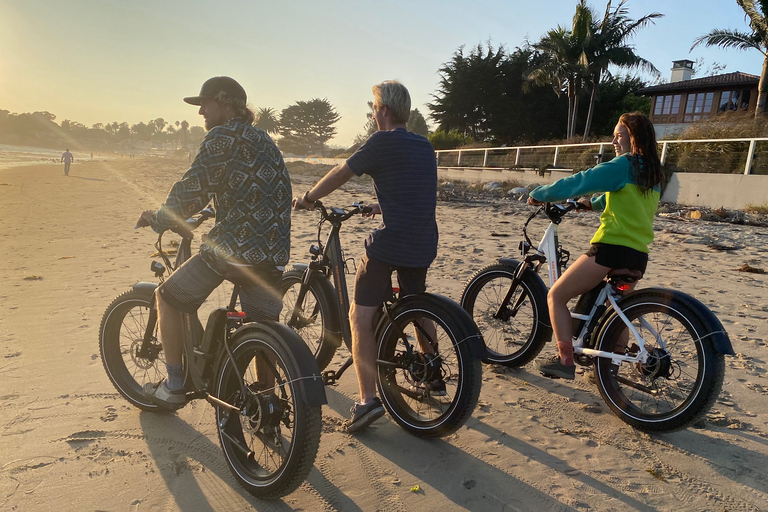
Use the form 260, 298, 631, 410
637, 71, 760, 95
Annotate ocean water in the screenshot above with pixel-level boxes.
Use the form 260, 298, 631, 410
0, 144, 103, 171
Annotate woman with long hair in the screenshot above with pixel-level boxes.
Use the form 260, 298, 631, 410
528, 112, 663, 379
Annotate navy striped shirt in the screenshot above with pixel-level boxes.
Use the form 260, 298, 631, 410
346, 128, 438, 268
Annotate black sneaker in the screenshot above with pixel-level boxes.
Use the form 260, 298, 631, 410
344, 397, 385, 433
533, 355, 575, 380
143, 380, 188, 408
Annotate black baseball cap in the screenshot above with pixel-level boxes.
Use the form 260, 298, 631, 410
183, 76, 247, 105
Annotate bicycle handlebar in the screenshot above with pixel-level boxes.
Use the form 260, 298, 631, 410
522, 199, 587, 247
168, 206, 215, 237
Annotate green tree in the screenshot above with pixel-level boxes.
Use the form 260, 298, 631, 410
528, 1, 594, 140
581, 0, 661, 139
278, 98, 340, 156
407, 108, 429, 136
429, 43, 510, 140
255, 107, 280, 134
352, 101, 377, 147
692, 0, 768, 117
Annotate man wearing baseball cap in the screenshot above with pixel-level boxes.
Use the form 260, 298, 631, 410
135, 76, 292, 407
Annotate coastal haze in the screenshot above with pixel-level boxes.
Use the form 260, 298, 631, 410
0, 157, 766, 510
2, 1, 768, 511
0, 0, 763, 147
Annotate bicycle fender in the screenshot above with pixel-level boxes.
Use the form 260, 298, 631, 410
231, 321, 328, 406
614, 288, 735, 356
131, 281, 158, 295
641, 288, 735, 356
381, 293, 488, 361
288, 263, 308, 272
498, 257, 521, 267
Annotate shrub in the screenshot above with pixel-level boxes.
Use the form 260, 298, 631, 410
429, 129, 476, 150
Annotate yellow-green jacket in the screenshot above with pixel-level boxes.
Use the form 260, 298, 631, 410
529, 155, 660, 253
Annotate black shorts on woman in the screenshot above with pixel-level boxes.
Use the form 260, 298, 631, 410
585, 243, 648, 274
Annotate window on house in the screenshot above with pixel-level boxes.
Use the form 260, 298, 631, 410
719, 89, 751, 111
684, 92, 714, 121
653, 94, 682, 115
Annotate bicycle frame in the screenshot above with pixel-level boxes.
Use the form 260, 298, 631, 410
519, 202, 652, 366
290, 202, 429, 384
292, 205, 354, 348
136, 211, 250, 412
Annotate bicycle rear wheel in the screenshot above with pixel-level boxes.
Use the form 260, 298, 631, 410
594, 289, 726, 432
461, 263, 551, 366
214, 323, 323, 499
376, 294, 484, 438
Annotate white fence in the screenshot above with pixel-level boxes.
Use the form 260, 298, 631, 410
435, 138, 768, 209
435, 137, 768, 176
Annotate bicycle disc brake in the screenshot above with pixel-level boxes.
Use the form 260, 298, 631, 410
637, 347, 676, 380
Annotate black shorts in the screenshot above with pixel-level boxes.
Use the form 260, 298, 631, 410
585, 243, 648, 274
353, 254, 428, 307
157, 254, 283, 321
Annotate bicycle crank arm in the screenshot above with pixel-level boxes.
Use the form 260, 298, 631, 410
203, 392, 240, 413
322, 356, 354, 385
219, 428, 254, 459
613, 375, 658, 396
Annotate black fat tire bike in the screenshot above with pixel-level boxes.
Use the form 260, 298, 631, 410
282, 201, 486, 438
99, 208, 325, 498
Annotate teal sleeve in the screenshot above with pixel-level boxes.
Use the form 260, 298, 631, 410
591, 194, 606, 211
529, 156, 630, 203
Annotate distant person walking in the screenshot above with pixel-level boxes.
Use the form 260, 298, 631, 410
61, 149, 74, 176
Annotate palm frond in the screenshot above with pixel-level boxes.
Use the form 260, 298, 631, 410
691, 28, 765, 54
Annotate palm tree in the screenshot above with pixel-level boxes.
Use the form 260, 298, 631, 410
528, 1, 592, 139
255, 107, 280, 134
692, 0, 768, 118
581, 1, 662, 139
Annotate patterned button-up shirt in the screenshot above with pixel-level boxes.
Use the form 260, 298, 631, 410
151, 117, 291, 271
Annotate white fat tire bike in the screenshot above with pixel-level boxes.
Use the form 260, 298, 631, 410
460, 200, 733, 432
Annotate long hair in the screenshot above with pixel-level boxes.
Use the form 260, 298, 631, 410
214, 91, 256, 125
619, 112, 662, 194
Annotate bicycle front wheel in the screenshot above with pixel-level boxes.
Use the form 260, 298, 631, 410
461, 263, 551, 366
280, 269, 341, 370
594, 289, 726, 432
376, 294, 483, 438
99, 287, 173, 412
214, 323, 323, 499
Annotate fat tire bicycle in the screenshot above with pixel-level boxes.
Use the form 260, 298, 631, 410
99, 208, 326, 498
460, 200, 734, 432
282, 201, 486, 438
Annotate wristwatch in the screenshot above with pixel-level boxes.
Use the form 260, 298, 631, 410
303, 191, 313, 204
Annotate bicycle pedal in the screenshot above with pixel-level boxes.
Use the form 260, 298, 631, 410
321, 370, 337, 386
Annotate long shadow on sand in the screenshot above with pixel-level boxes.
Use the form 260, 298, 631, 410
322, 388, 578, 511
657, 426, 768, 498
67, 175, 106, 182
138, 410, 297, 512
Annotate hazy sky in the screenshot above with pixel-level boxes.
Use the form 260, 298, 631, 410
0, 0, 763, 146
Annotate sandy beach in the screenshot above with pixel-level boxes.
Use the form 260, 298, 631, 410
1, 157, 767, 511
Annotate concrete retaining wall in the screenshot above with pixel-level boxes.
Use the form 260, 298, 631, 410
438, 166, 768, 210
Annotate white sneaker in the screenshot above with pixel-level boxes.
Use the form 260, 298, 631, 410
143, 380, 188, 407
